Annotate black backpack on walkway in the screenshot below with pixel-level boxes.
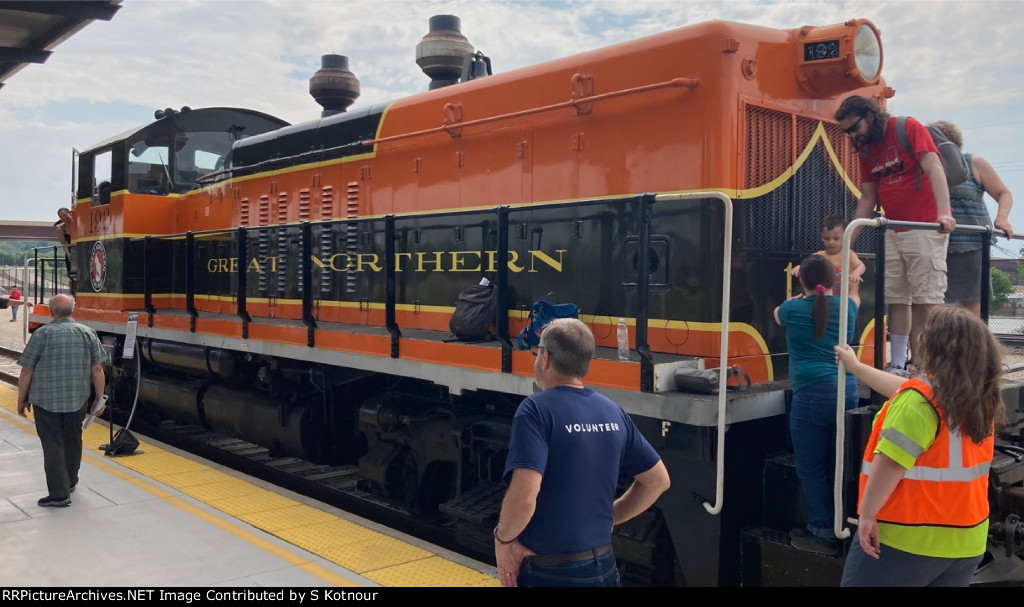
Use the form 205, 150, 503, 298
446, 282, 497, 342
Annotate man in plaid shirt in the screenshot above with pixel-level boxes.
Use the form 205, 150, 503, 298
17, 294, 105, 507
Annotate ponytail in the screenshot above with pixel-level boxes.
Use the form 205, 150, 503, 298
812, 284, 829, 338
797, 255, 836, 339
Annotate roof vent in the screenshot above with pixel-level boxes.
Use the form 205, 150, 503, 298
309, 54, 360, 117
415, 15, 474, 90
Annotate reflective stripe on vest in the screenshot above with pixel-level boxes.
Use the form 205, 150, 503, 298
859, 377, 992, 527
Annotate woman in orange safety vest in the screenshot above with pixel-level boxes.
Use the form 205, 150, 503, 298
834, 306, 1005, 586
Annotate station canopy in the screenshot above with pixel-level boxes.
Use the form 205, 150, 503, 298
0, 1, 121, 91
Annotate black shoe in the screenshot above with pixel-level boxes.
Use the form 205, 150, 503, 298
38, 496, 71, 507
791, 533, 839, 556
70, 483, 77, 493
789, 528, 813, 541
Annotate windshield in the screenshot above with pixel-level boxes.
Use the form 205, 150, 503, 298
128, 130, 234, 194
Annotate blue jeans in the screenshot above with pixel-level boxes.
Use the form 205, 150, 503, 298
517, 550, 620, 587
790, 376, 858, 539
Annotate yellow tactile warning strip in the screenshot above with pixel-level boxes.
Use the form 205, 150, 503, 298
0, 384, 500, 587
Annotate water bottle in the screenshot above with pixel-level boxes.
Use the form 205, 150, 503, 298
617, 318, 630, 361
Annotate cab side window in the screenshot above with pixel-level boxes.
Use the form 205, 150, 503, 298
128, 139, 170, 194
93, 150, 113, 206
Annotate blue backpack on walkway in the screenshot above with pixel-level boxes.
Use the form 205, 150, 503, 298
516, 294, 579, 350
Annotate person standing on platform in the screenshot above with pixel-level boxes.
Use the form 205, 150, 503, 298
776, 254, 859, 556
835, 307, 1004, 586
493, 318, 670, 587
0, 290, 28, 318
929, 120, 1015, 316
16, 294, 105, 507
836, 95, 955, 373
9, 286, 21, 321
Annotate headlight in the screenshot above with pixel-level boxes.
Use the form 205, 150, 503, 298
853, 23, 881, 81
795, 19, 884, 96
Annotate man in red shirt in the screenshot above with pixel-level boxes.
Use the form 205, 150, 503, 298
836, 96, 955, 371
10, 287, 21, 321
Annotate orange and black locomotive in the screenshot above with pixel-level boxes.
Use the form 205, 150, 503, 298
29, 15, 1024, 586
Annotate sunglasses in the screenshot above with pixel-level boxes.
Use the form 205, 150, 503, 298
530, 345, 552, 357
844, 116, 864, 135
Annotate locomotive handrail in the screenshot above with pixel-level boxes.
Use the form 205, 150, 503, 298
497, 206, 513, 372
384, 215, 400, 357
143, 236, 157, 327
300, 221, 317, 347
235, 227, 251, 339
836, 217, 1005, 541
362, 78, 699, 146
636, 193, 656, 392
185, 232, 198, 332
653, 191, 733, 516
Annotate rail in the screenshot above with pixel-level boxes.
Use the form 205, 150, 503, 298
362, 77, 699, 146
834, 217, 1019, 540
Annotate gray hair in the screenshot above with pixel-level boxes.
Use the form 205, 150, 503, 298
539, 318, 595, 378
49, 293, 75, 318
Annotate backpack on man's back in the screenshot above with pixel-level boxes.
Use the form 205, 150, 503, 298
893, 116, 969, 191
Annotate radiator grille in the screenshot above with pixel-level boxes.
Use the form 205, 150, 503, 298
742, 104, 874, 254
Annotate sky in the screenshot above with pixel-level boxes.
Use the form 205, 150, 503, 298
2, 0, 1023, 256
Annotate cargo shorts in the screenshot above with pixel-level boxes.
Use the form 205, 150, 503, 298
884, 230, 949, 305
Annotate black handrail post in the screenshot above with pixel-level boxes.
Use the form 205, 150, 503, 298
300, 221, 316, 347
52, 246, 59, 298
32, 247, 39, 302
143, 236, 156, 327
636, 193, 655, 392
185, 232, 197, 333
384, 215, 401, 358
236, 227, 251, 339
497, 205, 512, 373
980, 227, 992, 322
873, 223, 886, 407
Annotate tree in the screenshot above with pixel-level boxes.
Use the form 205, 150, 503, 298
991, 267, 1013, 310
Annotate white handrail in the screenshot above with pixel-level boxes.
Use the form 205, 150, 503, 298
654, 191, 733, 516
834, 217, 877, 539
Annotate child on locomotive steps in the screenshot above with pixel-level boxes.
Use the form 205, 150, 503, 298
775, 254, 859, 556
792, 215, 866, 308
835, 306, 1004, 586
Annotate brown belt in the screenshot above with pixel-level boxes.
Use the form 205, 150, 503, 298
526, 544, 613, 567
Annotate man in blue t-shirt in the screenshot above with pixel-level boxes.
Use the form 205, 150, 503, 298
494, 318, 670, 587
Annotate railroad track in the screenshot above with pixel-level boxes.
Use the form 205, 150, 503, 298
997, 333, 1024, 349
126, 414, 494, 565
0, 346, 21, 385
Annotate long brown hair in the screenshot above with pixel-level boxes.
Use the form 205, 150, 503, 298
798, 255, 835, 338
835, 95, 889, 153
918, 307, 1005, 442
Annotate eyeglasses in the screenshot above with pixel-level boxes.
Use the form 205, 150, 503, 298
530, 345, 552, 357
844, 116, 864, 135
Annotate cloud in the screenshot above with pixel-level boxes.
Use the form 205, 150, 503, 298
2, 0, 1023, 256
